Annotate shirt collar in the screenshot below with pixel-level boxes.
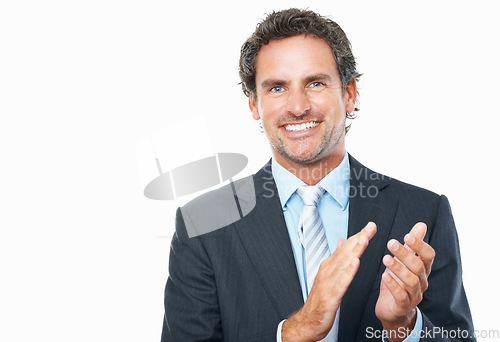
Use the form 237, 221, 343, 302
272, 151, 350, 210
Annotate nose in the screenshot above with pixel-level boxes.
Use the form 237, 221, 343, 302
286, 88, 311, 116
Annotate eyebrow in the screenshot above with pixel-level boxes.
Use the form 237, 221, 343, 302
259, 74, 333, 90
304, 74, 332, 84
260, 79, 288, 90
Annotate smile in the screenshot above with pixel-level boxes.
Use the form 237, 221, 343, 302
284, 121, 319, 132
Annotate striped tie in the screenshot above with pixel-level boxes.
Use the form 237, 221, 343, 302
297, 186, 330, 294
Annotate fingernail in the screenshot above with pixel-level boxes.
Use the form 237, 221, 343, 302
384, 255, 394, 266
406, 234, 416, 245
388, 240, 398, 251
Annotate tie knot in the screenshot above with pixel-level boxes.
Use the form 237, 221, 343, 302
297, 186, 324, 207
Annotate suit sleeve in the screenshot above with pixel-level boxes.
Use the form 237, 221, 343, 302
418, 195, 475, 342
161, 208, 223, 342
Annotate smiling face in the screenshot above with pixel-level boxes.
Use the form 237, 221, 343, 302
249, 35, 357, 177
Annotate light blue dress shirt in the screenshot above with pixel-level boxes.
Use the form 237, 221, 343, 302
272, 151, 422, 341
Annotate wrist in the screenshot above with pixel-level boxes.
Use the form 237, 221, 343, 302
281, 311, 312, 342
282, 307, 323, 342
380, 309, 417, 342
281, 293, 338, 342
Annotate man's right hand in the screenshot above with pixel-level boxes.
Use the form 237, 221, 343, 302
281, 222, 377, 342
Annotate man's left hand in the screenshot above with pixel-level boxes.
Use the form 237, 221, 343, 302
375, 222, 435, 342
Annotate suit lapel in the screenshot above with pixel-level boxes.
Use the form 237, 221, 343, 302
233, 157, 399, 333
339, 155, 399, 340
234, 162, 304, 319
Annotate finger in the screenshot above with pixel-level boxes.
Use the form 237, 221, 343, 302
385, 267, 404, 288
343, 222, 377, 255
323, 222, 376, 276
323, 223, 376, 276
403, 222, 427, 253
381, 271, 411, 310
347, 222, 377, 248
313, 256, 361, 305
388, 239, 428, 291
389, 240, 425, 277
409, 222, 427, 240
358, 221, 377, 240
383, 254, 423, 303
333, 257, 361, 294
404, 233, 435, 276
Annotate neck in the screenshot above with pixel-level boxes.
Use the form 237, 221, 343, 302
274, 149, 346, 186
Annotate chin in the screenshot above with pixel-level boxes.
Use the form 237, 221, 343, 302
282, 149, 323, 165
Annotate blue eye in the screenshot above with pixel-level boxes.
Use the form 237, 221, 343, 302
270, 86, 284, 92
311, 82, 323, 87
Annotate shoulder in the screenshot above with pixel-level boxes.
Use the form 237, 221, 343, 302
349, 154, 442, 214
350, 154, 440, 198
389, 176, 441, 204
176, 173, 258, 239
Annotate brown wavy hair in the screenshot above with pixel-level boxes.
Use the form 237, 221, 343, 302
238, 8, 362, 124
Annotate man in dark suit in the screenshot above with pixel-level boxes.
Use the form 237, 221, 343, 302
161, 8, 474, 342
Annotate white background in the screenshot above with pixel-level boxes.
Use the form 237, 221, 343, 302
1, 0, 499, 341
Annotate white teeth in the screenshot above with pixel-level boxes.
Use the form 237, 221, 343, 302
284, 121, 319, 132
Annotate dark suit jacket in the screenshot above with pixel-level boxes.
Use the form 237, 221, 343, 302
161, 155, 475, 341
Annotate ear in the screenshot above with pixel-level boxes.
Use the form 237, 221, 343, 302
344, 80, 357, 113
249, 93, 261, 121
